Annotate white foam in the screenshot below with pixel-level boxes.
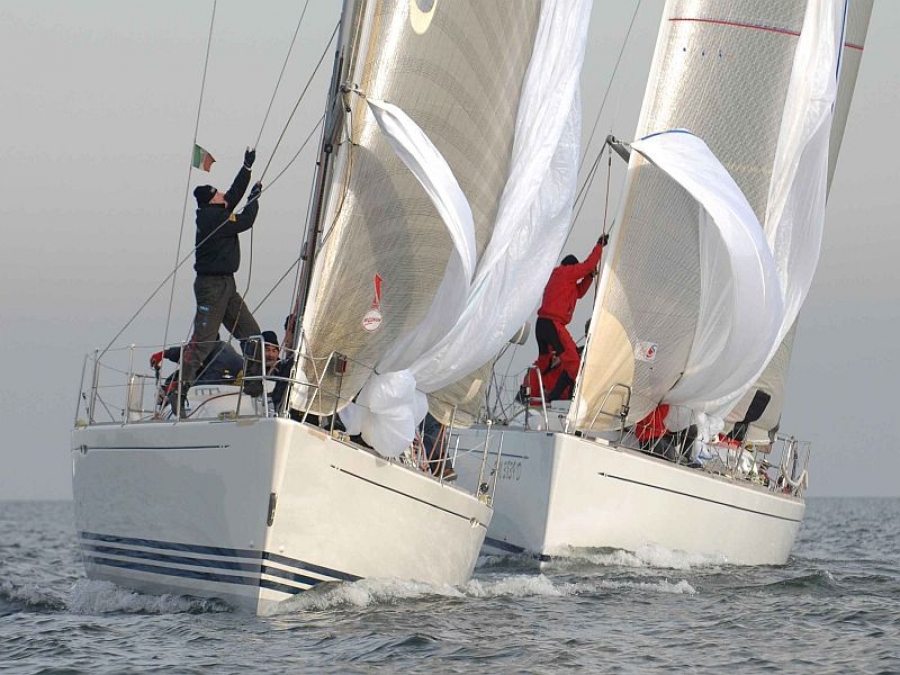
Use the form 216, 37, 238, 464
631, 544, 727, 570
270, 577, 466, 614
66, 580, 228, 614
466, 574, 572, 598
466, 574, 695, 597
597, 578, 696, 594
546, 544, 726, 571
0, 579, 65, 610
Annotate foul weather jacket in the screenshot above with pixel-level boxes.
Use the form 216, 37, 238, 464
536, 241, 604, 324
194, 166, 258, 276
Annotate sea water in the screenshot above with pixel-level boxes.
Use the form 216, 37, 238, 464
2, 498, 898, 674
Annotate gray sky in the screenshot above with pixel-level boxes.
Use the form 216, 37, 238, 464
1, 1, 897, 500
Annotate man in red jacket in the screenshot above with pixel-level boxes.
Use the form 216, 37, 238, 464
534, 234, 608, 402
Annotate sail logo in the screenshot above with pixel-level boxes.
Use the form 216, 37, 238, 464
634, 341, 658, 362
362, 274, 383, 333
409, 0, 437, 34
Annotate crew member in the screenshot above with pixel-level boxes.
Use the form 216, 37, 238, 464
177, 148, 264, 412
534, 234, 608, 401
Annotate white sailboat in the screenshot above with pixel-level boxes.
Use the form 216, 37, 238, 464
71, 0, 590, 613
453, 0, 873, 565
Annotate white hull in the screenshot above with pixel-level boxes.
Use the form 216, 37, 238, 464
453, 427, 803, 565
72, 418, 491, 613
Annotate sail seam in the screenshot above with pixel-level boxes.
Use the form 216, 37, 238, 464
669, 16, 864, 51
669, 17, 801, 38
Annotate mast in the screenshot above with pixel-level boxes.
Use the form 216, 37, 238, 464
287, 0, 368, 352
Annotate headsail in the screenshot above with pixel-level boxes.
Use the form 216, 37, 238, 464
294, 1, 593, 455
572, 0, 870, 432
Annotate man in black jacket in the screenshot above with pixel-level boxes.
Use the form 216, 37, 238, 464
179, 148, 264, 407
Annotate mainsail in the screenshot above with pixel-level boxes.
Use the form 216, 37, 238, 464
572, 0, 870, 433
294, 0, 592, 454
725, 1, 873, 440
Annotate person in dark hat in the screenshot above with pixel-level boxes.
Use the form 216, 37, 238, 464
533, 234, 608, 402
261, 330, 280, 375
175, 147, 264, 414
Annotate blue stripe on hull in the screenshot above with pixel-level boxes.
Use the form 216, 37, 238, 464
78, 530, 360, 599
483, 536, 553, 562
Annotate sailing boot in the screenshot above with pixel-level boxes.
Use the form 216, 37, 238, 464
545, 371, 574, 403
164, 380, 190, 419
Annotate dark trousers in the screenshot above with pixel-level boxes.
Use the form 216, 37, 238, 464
535, 317, 579, 401
182, 275, 261, 387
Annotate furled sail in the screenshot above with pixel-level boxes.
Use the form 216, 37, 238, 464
572, 0, 866, 433
294, 0, 592, 455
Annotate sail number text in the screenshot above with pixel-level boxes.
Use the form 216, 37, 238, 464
499, 460, 522, 481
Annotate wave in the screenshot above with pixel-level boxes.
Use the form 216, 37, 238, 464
467, 574, 695, 597
65, 580, 231, 614
0, 579, 67, 613
753, 569, 839, 594
267, 573, 695, 614
540, 543, 728, 571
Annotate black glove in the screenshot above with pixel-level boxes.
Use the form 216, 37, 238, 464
244, 147, 256, 169
248, 181, 262, 203
598, 233, 609, 247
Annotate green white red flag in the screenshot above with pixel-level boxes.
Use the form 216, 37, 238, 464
192, 144, 215, 172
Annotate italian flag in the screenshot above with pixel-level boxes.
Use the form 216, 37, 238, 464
192, 144, 215, 172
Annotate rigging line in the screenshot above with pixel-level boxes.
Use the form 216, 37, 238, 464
106, 24, 334, 359
249, 118, 323, 317
162, 0, 218, 355
235, 114, 323, 336
237, 12, 327, 333
235, 20, 335, 332
255, 0, 311, 149
558, 146, 603, 253
577, 0, 642, 176
317, 122, 356, 250
591, 145, 614, 306
573, 145, 604, 213
602, 143, 613, 234
102, 199, 263, 357
102, 114, 324, 358
226, 111, 325, 354
258, 20, 339, 181
288, 116, 327, 317
282, 114, 328, 353
259, 114, 325, 191
252, 256, 302, 314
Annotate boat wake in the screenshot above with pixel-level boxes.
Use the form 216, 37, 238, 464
480, 544, 726, 572
467, 573, 695, 597
269, 573, 695, 614
45, 572, 698, 618
548, 544, 728, 571
0, 579, 67, 613
65, 580, 231, 615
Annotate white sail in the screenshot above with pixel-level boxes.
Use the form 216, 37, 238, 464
630, 130, 783, 409
572, 0, 869, 432
726, 0, 873, 439
294, 0, 543, 415
295, 1, 593, 456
